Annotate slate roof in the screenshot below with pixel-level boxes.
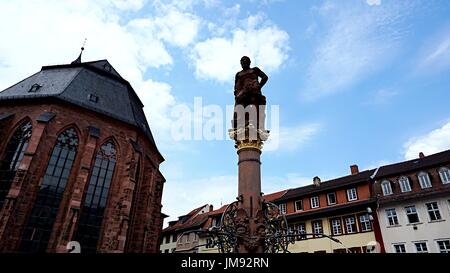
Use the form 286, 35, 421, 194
0, 59, 159, 153
276, 169, 375, 202
374, 149, 450, 179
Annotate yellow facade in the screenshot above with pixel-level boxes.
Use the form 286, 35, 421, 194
287, 215, 376, 253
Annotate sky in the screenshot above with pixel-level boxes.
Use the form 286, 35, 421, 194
1, 0, 450, 226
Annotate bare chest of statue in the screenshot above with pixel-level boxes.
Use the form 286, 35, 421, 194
235, 68, 261, 96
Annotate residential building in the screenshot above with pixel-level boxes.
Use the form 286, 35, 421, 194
373, 150, 450, 253
274, 165, 383, 253
160, 191, 287, 253
160, 204, 213, 253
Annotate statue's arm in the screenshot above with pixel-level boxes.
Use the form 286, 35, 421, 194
255, 67, 268, 88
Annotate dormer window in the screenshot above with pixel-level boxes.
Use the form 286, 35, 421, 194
439, 167, 450, 184
28, 83, 42, 92
279, 203, 286, 214
88, 94, 99, 103
381, 180, 393, 196
399, 176, 411, 192
418, 172, 432, 189
346, 188, 358, 201
310, 196, 320, 208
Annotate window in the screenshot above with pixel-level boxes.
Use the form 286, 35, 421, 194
426, 202, 442, 221
439, 168, 450, 184
296, 223, 306, 240
381, 180, 393, 196
19, 128, 79, 252
294, 200, 303, 212
310, 196, 320, 209
359, 214, 372, 232
386, 208, 399, 226
88, 93, 99, 103
393, 244, 406, 253
345, 216, 357, 234
327, 192, 337, 205
172, 234, 177, 243
165, 236, 170, 244
399, 176, 411, 192
0, 120, 32, 210
405, 206, 420, 224
279, 203, 286, 214
312, 220, 323, 237
346, 188, 358, 201
28, 83, 42, 92
437, 240, 450, 253
74, 140, 117, 253
418, 172, 432, 189
331, 218, 342, 235
164, 249, 169, 253
414, 242, 428, 253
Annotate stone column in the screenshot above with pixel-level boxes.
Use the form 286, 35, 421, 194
229, 123, 269, 253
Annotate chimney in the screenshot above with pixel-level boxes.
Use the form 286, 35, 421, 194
313, 176, 321, 186
350, 164, 359, 175
419, 152, 425, 159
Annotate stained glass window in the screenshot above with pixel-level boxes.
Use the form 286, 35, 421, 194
74, 140, 116, 253
0, 120, 32, 209
19, 128, 79, 252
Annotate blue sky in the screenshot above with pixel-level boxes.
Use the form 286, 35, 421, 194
1, 0, 450, 225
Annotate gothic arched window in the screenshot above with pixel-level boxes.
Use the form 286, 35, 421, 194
0, 120, 32, 209
19, 127, 79, 252
74, 140, 117, 253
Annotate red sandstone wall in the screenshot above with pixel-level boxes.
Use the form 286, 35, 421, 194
0, 99, 165, 253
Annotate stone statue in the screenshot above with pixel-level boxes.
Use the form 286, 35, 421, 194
233, 56, 268, 131
234, 56, 268, 107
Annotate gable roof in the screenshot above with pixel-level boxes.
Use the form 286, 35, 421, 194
262, 189, 288, 202
0, 60, 161, 158
277, 169, 375, 202
374, 149, 450, 179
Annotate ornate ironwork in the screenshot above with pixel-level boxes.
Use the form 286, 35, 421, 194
263, 202, 290, 253
200, 201, 293, 253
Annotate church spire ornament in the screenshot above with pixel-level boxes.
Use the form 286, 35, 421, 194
71, 38, 87, 64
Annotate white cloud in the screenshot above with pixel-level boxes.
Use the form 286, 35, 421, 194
162, 175, 237, 223
265, 123, 321, 152
303, 2, 409, 100
404, 122, 450, 160
420, 35, 450, 71
366, 0, 381, 6
128, 9, 199, 49
112, 0, 147, 11
189, 14, 289, 83
0, 0, 201, 153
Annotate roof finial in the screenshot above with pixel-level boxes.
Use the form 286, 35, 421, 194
71, 38, 87, 65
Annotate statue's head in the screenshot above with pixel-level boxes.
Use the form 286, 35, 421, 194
240, 56, 251, 69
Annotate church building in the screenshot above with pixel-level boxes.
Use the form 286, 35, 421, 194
0, 54, 166, 253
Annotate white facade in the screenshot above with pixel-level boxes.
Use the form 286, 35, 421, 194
159, 234, 177, 253
378, 196, 450, 253
159, 204, 212, 253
